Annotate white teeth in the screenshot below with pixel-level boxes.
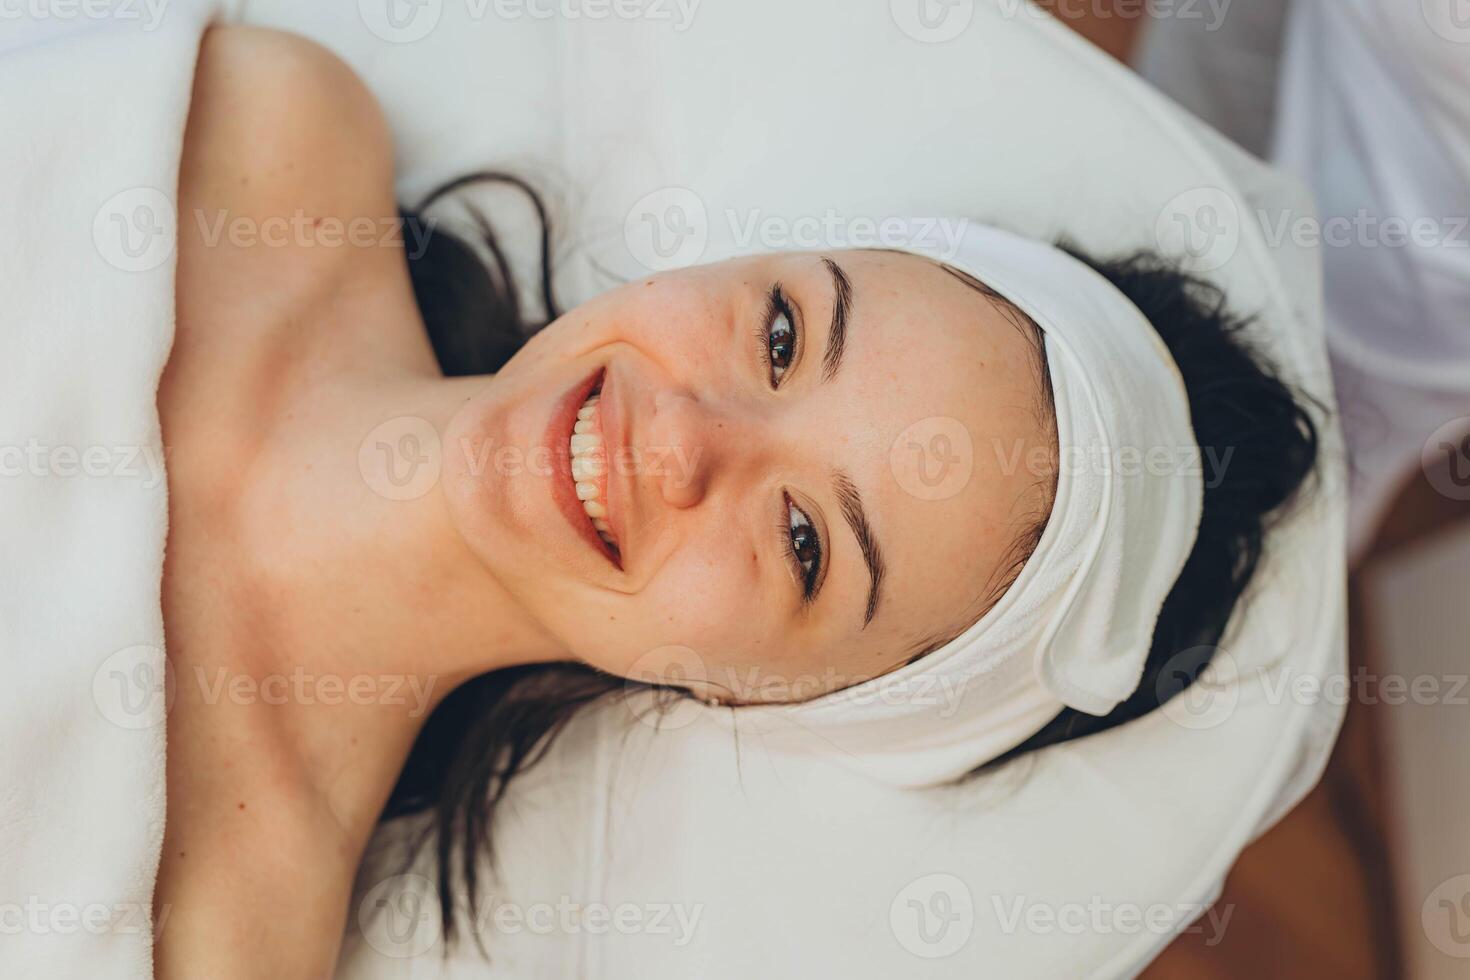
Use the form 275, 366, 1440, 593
570, 455, 604, 480
569, 390, 617, 552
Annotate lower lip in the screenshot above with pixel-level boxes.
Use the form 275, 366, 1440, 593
544, 366, 621, 569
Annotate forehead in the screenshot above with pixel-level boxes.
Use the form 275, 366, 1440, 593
767, 249, 1055, 654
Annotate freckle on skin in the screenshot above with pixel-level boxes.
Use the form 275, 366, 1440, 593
237, 802, 246, 811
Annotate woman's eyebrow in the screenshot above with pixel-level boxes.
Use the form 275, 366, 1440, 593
819, 257, 852, 382
831, 469, 885, 628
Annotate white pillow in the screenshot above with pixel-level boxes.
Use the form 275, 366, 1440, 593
231, 2, 1347, 975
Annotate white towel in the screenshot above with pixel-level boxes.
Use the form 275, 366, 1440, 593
0, 3, 231, 977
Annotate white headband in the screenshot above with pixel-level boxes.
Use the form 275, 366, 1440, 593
710, 222, 1204, 787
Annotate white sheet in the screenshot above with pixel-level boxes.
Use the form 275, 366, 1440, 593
0, 2, 236, 977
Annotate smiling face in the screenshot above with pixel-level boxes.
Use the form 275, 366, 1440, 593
440, 249, 1057, 703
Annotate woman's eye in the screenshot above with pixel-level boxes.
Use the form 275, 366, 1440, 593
784, 495, 822, 599
762, 286, 798, 387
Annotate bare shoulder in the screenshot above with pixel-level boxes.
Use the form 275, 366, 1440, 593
180, 26, 398, 261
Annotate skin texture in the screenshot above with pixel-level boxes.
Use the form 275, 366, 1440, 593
153, 26, 1053, 978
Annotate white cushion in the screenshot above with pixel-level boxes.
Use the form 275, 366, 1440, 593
230, 2, 1348, 976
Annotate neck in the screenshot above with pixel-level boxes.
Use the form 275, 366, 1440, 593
215, 361, 564, 850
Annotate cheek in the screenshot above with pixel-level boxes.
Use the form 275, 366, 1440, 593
616, 281, 732, 366
572, 546, 768, 681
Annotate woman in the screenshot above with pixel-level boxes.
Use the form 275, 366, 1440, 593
153, 25, 1318, 977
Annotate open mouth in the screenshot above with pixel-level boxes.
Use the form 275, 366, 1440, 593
551, 367, 622, 569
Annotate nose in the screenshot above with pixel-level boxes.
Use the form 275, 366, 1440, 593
644, 387, 764, 509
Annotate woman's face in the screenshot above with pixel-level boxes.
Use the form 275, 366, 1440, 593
442, 249, 1054, 703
